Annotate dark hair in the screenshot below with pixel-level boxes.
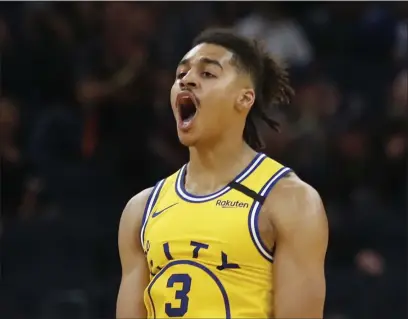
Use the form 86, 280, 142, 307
193, 28, 294, 150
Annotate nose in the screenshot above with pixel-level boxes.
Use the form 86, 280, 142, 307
179, 72, 198, 90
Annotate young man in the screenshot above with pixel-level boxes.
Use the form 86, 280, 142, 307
117, 28, 328, 319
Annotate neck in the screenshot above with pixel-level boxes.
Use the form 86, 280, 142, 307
186, 134, 257, 195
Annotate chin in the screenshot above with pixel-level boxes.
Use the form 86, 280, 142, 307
177, 132, 199, 147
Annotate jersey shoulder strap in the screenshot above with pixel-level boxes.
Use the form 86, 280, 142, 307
139, 170, 180, 247
230, 156, 293, 204
235, 156, 293, 262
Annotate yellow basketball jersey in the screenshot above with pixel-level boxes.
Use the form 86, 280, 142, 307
141, 153, 292, 318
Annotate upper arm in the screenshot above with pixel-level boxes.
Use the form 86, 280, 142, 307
116, 187, 153, 319
267, 176, 328, 318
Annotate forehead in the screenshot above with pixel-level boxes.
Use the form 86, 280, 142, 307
180, 43, 234, 68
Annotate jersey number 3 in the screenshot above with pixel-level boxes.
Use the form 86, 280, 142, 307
165, 273, 192, 317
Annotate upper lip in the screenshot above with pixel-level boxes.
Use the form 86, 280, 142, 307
176, 90, 199, 108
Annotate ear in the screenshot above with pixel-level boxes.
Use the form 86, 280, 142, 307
236, 89, 255, 113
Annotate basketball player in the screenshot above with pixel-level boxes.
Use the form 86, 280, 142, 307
116, 29, 328, 319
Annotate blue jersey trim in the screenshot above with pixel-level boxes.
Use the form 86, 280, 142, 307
175, 153, 266, 203
147, 259, 231, 319
248, 167, 292, 262
140, 179, 165, 248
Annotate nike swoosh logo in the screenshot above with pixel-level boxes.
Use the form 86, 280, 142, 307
151, 203, 179, 218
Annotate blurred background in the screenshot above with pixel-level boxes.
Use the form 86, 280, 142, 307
0, 2, 406, 319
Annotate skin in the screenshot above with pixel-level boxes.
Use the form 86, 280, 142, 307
263, 174, 328, 318
117, 43, 328, 318
116, 188, 152, 319
170, 43, 254, 147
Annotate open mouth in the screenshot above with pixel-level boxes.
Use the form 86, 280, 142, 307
177, 93, 198, 128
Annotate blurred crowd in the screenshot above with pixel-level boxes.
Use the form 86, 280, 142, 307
0, 2, 407, 319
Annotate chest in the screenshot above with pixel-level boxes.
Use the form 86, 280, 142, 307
143, 194, 274, 276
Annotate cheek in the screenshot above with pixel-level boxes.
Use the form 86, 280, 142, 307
202, 98, 232, 126
212, 89, 237, 113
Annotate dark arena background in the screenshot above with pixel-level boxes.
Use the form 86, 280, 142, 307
0, 2, 407, 319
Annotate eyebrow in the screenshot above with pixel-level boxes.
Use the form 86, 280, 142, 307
178, 57, 223, 70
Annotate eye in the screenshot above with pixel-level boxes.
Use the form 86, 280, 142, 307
202, 72, 215, 78
177, 72, 187, 79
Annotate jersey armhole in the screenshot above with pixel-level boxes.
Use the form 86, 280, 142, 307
140, 179, 166, 248
248, 167, 292, 262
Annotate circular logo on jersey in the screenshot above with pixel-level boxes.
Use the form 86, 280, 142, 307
145, 260, 231, 319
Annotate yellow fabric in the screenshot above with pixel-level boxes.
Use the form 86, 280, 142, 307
141, 153, 291, 318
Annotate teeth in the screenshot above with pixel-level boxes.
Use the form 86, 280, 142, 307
181, 115, 195, 127
184, 114, 194, 121
182, 117, 192, 124
182, 119, 191, 128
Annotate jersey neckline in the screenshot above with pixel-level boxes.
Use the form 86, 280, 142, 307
175, 152, 266, 203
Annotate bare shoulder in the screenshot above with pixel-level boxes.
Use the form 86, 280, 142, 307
268, 174, 328, 318
264, 173, 328, 237
117, 188, 153, 317
120, 187, 154, 228
118, 187, 154, 253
